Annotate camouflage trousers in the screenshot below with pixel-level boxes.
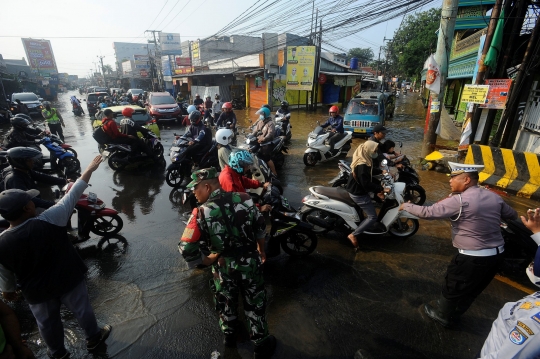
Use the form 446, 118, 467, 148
209, 254, 269, 345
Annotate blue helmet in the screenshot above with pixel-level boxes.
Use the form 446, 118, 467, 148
256, 107, 271, 119
228, 150, 253, 174
187, 105, 197, 114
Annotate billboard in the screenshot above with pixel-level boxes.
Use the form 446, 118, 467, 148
133, 54, 150, 70
160, 33, 182, 55
21, 38, 58, 76
161, 55, 172, 77
460, 85, 490, 104
175, 57, 191, 66
479, 79, 512, 109
286, 46, 316, 91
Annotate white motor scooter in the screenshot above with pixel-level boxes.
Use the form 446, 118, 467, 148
299, 165, 420, 238
303, 125, 352, 166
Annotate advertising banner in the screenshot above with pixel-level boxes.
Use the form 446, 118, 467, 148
286, 46, 315, 91
192, 41, 200, 59
175, 57, 191, 66
175, 67, 192, 74
159, 33, 182, 55
460, 84, 490, 104
479, 79, 512, 109
161, 55, 172, 77
133, 55, 149, 70
21, 38, 58, 76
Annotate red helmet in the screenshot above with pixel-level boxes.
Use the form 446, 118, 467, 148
329, 105, 339, 114
222, 102, 233, 110
122, 107, 135, 117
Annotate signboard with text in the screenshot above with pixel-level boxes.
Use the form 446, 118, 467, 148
175, 67, 193, 74
175, 57, 191, 66
479, 79, 512, 109
286, 46, 315, 91
461, 84, 490, 104
21, 38, 58, 76
159, 33, 182, 55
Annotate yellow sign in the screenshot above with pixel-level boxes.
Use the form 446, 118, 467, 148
286, 46, 315, 91
461, 84, 490, 104
192, 41, 200, 59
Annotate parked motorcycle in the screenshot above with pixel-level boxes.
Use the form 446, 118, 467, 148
275, 113, 292, 142
62, 182, 123, 240
329, 157, 426, 205
299, 166, 420, 238
104, 130, 164, 171
303, 125, 352, 166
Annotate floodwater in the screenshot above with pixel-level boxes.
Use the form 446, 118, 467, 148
4, 91, 538, 359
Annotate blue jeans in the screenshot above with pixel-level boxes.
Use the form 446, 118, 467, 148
28, 280, 100, 356
349, 193, 378, 237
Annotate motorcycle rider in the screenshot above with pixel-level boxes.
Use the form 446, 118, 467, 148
13, 99, 29, 116
3, 115, 45, 149
98, 97, 108, 109
275, 101, 291, 134
41, 101, 66, 141
219, 150, 270, 193
193, 93, 203, 107
215, 128, 234, 170
212, 94, 222, 117
203, 96, 213, 124
215, 102, 237, 132
3, 147, 66, 210
101, 109, 152, 160
119, 107, 160, 161
320, 106, 344, 155
181, 105, 197, 127
70, 96, 85, 115
251, 107, 277, 176
179, 110, 213, 187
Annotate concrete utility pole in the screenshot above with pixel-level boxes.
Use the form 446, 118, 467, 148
146, 30, 163, 91
421, 0, 460, 157
467, 0, 503, 145
97, 55, 108, 88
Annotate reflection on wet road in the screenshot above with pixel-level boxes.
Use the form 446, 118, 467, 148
5, 91, 538, 359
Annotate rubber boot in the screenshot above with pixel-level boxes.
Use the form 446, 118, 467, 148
253, 335, 277, 359
424, 295, 457, 328
453, 296, 476, 323
223, 320, 239, 348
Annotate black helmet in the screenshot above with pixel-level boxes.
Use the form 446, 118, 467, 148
189, 110, 201, 125
262, 104, 271, 110
7, 147, 43, 170
281, 101, 289, 109
11, 116, 31, 130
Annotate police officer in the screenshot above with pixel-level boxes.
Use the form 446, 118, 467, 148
178, 168, 276, 358
400, 162, 518, 327
477, 208, 540, 358
41, 101, 65, 141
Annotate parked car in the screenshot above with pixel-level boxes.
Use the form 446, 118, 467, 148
91, 105, 160, 137
10, 93, 43, 117
85, 92, 109, 115
343, 92, 391, 137
145, 92, 182, 123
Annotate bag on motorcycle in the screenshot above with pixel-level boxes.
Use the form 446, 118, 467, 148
92, 125, 112, 145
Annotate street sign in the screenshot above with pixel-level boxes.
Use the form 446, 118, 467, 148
318, 73, 327, 84
479, 79, 512, 109
461, 84, 489, 104
140, 69, 148, 77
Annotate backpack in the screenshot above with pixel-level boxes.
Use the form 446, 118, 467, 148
92, 121, 112, 145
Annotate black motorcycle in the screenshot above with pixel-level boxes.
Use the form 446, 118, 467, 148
104, 130, 164, 171
500, 219, 538, 277
241, 130, 287, 169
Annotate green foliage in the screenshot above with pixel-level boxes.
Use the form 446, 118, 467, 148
387, 8, 441, 79
103, 64, 114, 75
347, 47, 374, 65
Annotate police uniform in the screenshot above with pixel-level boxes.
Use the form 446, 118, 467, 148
402, 162, 518, 327
478, 234, 540, 358
178, 168, 276, 356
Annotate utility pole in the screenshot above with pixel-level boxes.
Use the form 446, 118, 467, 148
421, 0, 460, 157
310, 9, 319, 110
312, 18, 322, 111
467, 0, 502, 145
146, 30, 163, 91
97, 55, 108, 88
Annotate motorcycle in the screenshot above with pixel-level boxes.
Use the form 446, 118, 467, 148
275, 113, 292, 142
303, 125, 353, 166
329, 157, 426, 205
104, 130, 164, 171
72, 102, 84, 116
232, 97, 245, 110
500, 218, 539, 277
240, 131, 287, 169
62, 182, 123, 240
37, 136, 81, 176
299, 164, 420, 238
216, 121, 238, 146
165, 134, 219, 188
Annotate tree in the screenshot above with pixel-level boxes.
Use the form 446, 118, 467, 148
103, 64, 114, 75
347, 48, 374, 65
387, 8, 441, 80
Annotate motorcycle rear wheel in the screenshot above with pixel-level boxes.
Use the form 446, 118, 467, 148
91, 214, 123, 236
108, 152, 128, 171
60, 157, 81, 175
403, 185, 426, 205
153, 142, 164, 157
303, 152, 318, 166
388, 218, 419, 238
280, 229, 318, 257
166, 167, 185, 188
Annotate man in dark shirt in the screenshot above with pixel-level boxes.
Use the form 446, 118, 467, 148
193, 94, 204, 107
320, 105, 344, 153
3, 115, 43, 149
0, 156, 111, 359
369, 124, 388, 168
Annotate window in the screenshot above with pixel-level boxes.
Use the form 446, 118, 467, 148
255, 77, 263, 88
151, 96, 175, 105
13, 93, 38, 101
346, 100, 378, 115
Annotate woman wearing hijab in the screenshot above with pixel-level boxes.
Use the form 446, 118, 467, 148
345, 140, 385, 249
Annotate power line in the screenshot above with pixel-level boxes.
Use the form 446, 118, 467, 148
147, 0, 170, 30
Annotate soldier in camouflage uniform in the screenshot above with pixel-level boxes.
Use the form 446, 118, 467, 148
178, 168, 276, 358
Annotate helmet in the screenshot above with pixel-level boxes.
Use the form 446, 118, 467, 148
262, 104, 271, 110
189, 110, 201, 124
187, 105, 197, 114
222, 102, 233, 110
329, 105, 339, 114
281, 101, 289, 108
13, 113, 32, 122
228, 150, 253, 174
122, 107, 135, 117
195, 93, 200, 97
215, 129, 234, 146
7, 147, 43, 170
10, 116, 31, 130
256, 107, 271, 119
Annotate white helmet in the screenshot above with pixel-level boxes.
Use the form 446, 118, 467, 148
215, 128, 233, 146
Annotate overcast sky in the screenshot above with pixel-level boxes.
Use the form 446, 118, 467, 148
0, 0, 442, 78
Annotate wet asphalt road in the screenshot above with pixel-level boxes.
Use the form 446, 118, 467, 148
4, 91, 539, 359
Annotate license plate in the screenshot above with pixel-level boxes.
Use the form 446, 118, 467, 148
354, 128, 366, 133
171, 146, 180, 152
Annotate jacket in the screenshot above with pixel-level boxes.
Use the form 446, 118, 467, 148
321, 115, 344, 133
102, 118, 129, 139
219, 165, 261, 193
252, 118, 275, 143
120, 117, 149, 137
216, 111, 237, 128
185, 123, 212, 146
4, 167, 66, 208
345, 163, 382, 196
3, 127, 42, 149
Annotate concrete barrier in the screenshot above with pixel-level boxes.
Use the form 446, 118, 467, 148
465, 144, 540, 200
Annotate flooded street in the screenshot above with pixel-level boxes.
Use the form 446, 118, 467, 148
6, 91, 539, 359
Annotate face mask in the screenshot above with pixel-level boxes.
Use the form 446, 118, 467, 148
526, 263, 540, 288
371, 153, 378, 158
259, 115, 265, 121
